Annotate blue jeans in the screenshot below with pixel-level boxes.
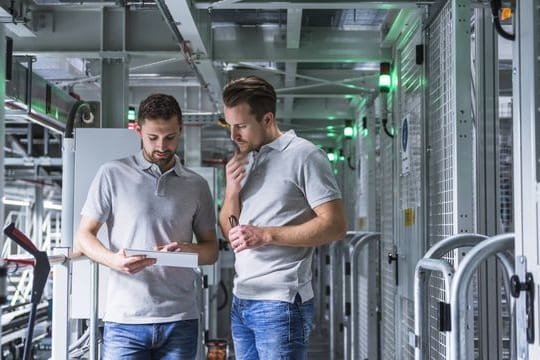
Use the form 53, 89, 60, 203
231, 294, 314, 360
102, 319, 198, 360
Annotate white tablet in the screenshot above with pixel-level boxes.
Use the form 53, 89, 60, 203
124, 249, 198, 268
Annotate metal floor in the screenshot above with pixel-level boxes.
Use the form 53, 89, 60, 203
307, 327, 332, 360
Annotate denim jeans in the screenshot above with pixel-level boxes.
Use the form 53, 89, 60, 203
231, 294, 314, 360
102, 319, 198, 360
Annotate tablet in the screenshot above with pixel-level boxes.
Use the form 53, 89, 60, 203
124, 249, 198, 268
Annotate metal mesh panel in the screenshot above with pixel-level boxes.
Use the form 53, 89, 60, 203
397, 20, 423, 360
358, 251, 370, 359
380, 127, 396, 360
401, 297, 415, 359
357, 104, 380, 232
499, 116, 513, 232
426, 3, 454, 359
399, 21, 423, 210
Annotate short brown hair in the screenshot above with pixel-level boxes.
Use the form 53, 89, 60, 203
137, 94, 182, 126
222, 76, 276, 121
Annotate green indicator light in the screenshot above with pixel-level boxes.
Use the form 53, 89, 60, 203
379, 62, 392, 93
379, 74, 391, 90
344, 119, 354, 139
327, 152, 336, 162
128, 106, 136, 121
327, 132, 337, 138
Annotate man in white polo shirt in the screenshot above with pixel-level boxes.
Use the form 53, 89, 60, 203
76, 93, 218, 359
218, 76, 347, 359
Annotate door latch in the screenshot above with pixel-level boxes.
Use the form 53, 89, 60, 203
387, 252, 399, 286
510, 272, 535, 344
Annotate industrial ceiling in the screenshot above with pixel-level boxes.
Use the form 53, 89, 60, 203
1, 0, 428, 194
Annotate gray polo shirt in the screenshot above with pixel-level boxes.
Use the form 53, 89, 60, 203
235, 130, 341, 303
81, 151, 216, 324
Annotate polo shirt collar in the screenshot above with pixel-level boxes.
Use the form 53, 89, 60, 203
263, 130, 296, 152
134, 150, 184, 176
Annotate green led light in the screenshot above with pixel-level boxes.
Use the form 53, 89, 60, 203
362, 128, 369, 137
327, 132, 337, 138
344, 119, 354, 139
327, 152, 336, 162
339, 155, 345, 161
128, 106, 136, 121
379, 74, 391, 91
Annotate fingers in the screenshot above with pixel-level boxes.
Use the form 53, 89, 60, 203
121, 256, 156, 274
228, 225, 253, 253
116, 249, 156, 274
158, 243, 180, 252
226, 153, 248, 176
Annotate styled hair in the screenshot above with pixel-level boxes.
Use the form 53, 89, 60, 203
222, 76, 276, 121
137, 94, 182, 126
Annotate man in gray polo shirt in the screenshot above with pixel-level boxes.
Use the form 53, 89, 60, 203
218, 76, 347, 359
76, 94, 218, 359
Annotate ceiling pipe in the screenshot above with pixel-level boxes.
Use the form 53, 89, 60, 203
155, 0, 220, 111
5, 100, 65, 134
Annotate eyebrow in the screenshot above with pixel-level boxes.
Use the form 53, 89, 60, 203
145, 132, 178, 137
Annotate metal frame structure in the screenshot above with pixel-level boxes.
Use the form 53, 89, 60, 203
414, 233, 487, 360
449, 234, 515, 360
349, 232, 381, 360
512, 0, 540, 358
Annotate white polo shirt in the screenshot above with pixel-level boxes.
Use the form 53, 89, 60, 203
81, 151, 216, 324
234, 130, 342, 303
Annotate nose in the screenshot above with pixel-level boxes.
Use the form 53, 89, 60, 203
230, 127, 238, 141
156, 138, 167, 151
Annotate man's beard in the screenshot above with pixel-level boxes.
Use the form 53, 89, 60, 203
148, 150, 174, 167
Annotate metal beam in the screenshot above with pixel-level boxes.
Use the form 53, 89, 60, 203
214, 27, 389, 62
381, 9, 414, 47
287, 9, 302, 49
283, 9, 302, 123
160, 0, 223, 108
195, 1, 426, 10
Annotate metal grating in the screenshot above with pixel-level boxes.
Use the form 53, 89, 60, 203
358, 257, 369, 359
399, 20, 423, 210
499, 117, 513, 232
357, 117, 371, 230
397, 19, 423, 360
380, 109, 396, 360
426, 3, 454, 359
401, 297, 416, 359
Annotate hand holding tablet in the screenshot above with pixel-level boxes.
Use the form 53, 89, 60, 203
124, 249, 198, 268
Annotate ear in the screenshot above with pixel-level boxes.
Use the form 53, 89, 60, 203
135, 124, 143, 138
263, 112, 274, 126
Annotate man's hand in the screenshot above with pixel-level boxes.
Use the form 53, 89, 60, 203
112, 249, 156, 274
225, 151, 248, 196
155, 242, 195, 253
228, 225, 269, 253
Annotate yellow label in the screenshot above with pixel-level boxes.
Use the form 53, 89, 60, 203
404, 208, 415, 226
358, 217, 366, 229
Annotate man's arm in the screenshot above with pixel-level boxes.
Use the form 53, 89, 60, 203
157, 229, 218, 265
218, 151, 247, 239
228, 199, 347, 252
75, 216, 156, 273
